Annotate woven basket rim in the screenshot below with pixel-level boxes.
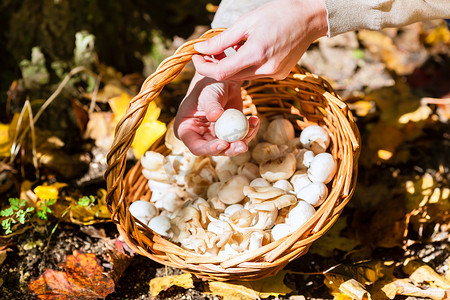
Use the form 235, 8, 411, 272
105, 28, 361, 281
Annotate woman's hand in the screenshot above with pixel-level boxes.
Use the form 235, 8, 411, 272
192, 0, 328, 81
174, 72, 259, 156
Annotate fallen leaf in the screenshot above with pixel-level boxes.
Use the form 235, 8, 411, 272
381, 278, 445, 300
0, 122, 12, 158
29, 250, 115, 299
33, 182, 67, 202
425, 24, 450, 46
403, 260, 450, 289
104, 238, 134, 284
208, 270, 293, 300
109, 92, 166, 158
338, 279, 372, 300
149, 273, 194, 297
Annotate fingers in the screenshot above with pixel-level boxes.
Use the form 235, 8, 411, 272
193, 41, 262, 81
178, 127, 229, 156
194, 27, 245, 56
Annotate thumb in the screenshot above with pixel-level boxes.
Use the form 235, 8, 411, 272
194, 27, 245, 56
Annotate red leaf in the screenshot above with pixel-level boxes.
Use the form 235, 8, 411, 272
29, 250, 115, 300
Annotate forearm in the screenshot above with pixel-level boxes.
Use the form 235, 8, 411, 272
325, 0, 450, 37
212, 0, 450, 37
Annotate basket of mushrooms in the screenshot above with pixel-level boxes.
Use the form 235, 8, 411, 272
105, 28, 361, 281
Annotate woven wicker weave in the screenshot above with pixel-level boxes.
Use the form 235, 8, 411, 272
105, 28, 360, 281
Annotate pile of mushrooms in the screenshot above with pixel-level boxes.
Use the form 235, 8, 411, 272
130, 113, 337, 255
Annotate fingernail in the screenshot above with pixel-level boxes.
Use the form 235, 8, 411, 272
217, 142, 228, 151
194, 42, 206, 52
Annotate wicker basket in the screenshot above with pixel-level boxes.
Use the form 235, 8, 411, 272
105, 28, 361, 281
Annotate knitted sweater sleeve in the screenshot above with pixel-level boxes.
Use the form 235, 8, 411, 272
211, 0, 450, 37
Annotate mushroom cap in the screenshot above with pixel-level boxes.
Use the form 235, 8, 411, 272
218, 175, 250, 204
260, 152, 296, 182
295, 149, 315, 170
230, 150, 251, 165
141, 151, 165, 171
251, 142, 281, 164
238, 162, 260, 181
249, 178, 271, 187
264, 118, 295, 145
285, 201, 316, 230
290, 171, 312, 194
307, 152, 337, 184
129, 200, 157, 225
299, 125, 330, 150
148, 215, 171, 236
273, 180, 294, 192
215, 109, 249, 142
271, 223, 293, 241
297, 182, 328, 207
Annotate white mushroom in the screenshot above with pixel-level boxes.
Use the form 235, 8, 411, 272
271, 223, 293, 241
208, 196, 227, 212
290, 171, 312, 194
229, 209, 254, 228
218, 175, 250, 204
273, 180, 294, 192
251, 142, 281, 163
260, 153, 296, 182
295, 149, 315, 170
299, 125, 330, 152
215, 157, 238, 182
223, 204, 245, 217
153, 191, 183, 213
297, 182, 328, 207
165, 121, 189, 155
253, 210, 278, 230
248, 231, 265, 251
129, 200, 157, 226
243, 185, 286, 201
141, 151, 165, 171
215, 109, 249, 142
230, 150, 251, 165
307, 153, 337, 184
255, 115, 269, 142
148, 215, 172, 237
207, 182, 223, 199
264, 118, 295, 145
238, 162, 260, 181
285, 201, 316, 231
249, 178, 271, 187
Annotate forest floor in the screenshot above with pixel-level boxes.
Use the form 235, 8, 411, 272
0, 21, 449, 300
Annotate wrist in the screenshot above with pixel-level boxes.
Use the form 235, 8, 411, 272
292, 0, 328, 40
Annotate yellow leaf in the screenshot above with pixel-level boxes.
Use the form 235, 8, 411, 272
425, 25, 450, 45
208, 271, 293, 300
338, 279, 372, 300
108, 92, 166, 159
132, 119, 166, 158
398, 106, 432, 124
0, 122, 12, 158
33, 182, 67, 201
149, 273, 194, 297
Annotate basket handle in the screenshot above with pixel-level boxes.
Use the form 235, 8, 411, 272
105, 28, 225, 220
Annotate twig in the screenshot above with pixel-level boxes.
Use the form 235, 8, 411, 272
89, 73, 102, 114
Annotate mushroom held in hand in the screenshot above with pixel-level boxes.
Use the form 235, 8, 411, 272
308, 153, 337, 184
215, 109, 249, 142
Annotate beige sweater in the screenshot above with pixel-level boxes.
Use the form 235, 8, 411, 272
211, 0, 450, 37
